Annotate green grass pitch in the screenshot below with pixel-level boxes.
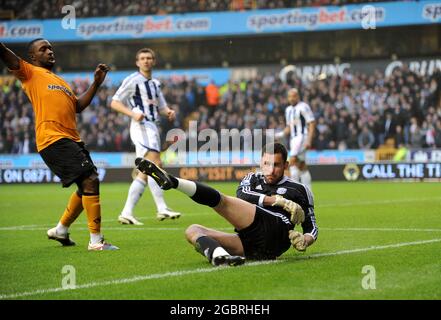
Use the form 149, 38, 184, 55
0, 181, 440, 300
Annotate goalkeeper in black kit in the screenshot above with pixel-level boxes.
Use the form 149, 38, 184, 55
135, 142, 318, 266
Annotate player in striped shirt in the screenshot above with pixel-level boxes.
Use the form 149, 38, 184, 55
276, 88, 316, 190
110, 48, 181, 225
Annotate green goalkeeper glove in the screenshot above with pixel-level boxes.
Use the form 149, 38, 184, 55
289, 230, 307, 252
272, 195, 305, 225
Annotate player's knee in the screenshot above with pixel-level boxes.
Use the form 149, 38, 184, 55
149, 156, 162, 167
185, 224, 206, 243
136, 171, 148, 182
81, 173, 100, 195
146, 152, 161, 166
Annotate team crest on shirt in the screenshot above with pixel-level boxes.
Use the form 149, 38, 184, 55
256, 185, 263, 190
276, 187, 287, 194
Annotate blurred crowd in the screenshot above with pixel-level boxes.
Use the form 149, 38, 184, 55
1, 65, 441, 154
1, 0, 402, 20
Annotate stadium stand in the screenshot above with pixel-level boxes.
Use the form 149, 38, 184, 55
1, 0, 398, 20
1, 66, 440, 154
1, 0, 439, 157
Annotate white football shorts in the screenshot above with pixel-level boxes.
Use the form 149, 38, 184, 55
289, 135, 307, 160
130, 120, 161, 157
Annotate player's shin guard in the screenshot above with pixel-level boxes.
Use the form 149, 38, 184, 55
194, 236, 223, 262
175, 178, 221, 207
82, 195, 102, 235
60, 191, 83, 227
148, 176, 167, 212
121, 178, 146, 216
190, 182, 222, 207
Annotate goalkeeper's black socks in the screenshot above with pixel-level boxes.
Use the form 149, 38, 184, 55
174, 177, 222, 208
168, 175, 179, 188
195, 236, 226, 262
190, 182, 222, 207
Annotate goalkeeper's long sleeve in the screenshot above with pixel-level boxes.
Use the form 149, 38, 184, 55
236, 173, 265, 207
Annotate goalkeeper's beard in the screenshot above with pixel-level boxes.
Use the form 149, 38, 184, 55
263, 173, 282, 185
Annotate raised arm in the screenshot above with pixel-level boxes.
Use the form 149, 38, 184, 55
0, 42, 20, 70
76, 63, 109, 113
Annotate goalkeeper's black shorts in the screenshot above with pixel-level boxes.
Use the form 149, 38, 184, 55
39, 138, 97, 187
236, 206, 293, 260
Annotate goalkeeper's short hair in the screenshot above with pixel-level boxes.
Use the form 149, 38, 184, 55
262, 142, 288, 162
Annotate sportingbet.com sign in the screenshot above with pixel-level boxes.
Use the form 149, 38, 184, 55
1, 1, 440, 43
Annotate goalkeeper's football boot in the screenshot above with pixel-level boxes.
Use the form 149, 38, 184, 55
88, 238, 119, 251
47, 227, 76, 246
135, 158, 174, 190
212, 255, 245, 267
157, 208, 181, 221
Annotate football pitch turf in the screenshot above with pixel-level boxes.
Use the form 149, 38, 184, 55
0, 181, 440, 300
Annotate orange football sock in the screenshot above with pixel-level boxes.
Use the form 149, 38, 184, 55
60, 191, 83, 227
82, 195, 102, 234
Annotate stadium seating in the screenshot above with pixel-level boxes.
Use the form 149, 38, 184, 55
1, 67, 440, 154
1, 0, 398, 20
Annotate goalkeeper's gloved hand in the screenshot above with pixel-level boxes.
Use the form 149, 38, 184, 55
272, 195, 305, 225
289, 230, 307, 252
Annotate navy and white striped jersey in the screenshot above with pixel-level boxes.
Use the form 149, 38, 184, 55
236, 172, 318, 240
112, 72, 167, 123
285, 101, 315, 138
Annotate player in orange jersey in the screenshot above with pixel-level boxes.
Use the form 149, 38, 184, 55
0, 39, 118, 250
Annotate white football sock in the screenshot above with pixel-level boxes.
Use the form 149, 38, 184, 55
176, 178, 197, 197
289, 165, 300, 182
299, 170, 312, 190
212, 246, 230, 259
90, 233, 103, 245
148, 176, 167, 212
56, 222, 68, 235
121, 178, 146, 217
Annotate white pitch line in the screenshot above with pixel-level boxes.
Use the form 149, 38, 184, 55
0, 217, 200, 231
0, 259, 281, 300
1, 196, 440, 231
2, 226, 441, 233
0, 224, 52, 230
0, 226, 185, 231
318, 197, 441, 208
1, 238, 440, 300
294, 238, 441, 260
322, 227, 441, 232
